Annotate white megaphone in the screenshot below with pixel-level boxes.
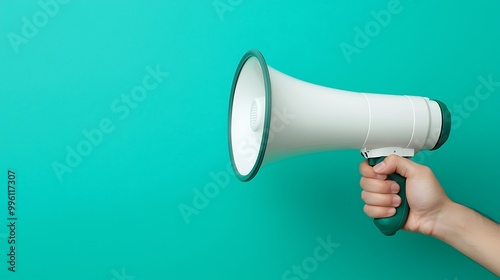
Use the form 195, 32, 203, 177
228, 50, 451, 236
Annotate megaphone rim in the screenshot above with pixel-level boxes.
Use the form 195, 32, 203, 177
228, 49, 272, 182
430, 99, 452, 151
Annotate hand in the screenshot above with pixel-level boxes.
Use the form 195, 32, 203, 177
359, 155, 452, 235
360, 155, 500, 275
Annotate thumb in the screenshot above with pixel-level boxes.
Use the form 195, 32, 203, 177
372, 155, 420, 178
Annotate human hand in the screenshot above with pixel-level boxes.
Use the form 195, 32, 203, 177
359, 155, 452, 235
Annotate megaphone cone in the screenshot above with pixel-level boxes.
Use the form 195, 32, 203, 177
228, 49, 450, 181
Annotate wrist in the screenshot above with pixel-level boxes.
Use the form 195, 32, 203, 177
416, 199, 457, 238
428, 200, 468, 241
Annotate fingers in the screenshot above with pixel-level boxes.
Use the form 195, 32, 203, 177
360, 177, 399, 194
359, 160, 387, 180
360, 177, 401, 219
363, 204, 396, 218
372, 154, 421, 177
358, 156, 416, 219
362, 191, 400, 218
361, 191, 401, 207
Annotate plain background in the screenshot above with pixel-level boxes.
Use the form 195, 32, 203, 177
1, 0, 499, 279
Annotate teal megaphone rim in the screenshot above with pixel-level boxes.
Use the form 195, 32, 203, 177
228, 49, 272, 182
431, 99, 452, 150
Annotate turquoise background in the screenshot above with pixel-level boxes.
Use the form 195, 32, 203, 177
1, 0, 499, 279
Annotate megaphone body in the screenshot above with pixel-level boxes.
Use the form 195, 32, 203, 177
228, 50, 451, 235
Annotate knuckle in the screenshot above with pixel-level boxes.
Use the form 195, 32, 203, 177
386, 154, 399, 162
359, 177, 366, 187
359, 177, 371, 189
360, 190, 367, 201
359, 162, 372, 176
359, 161, 365, 173
363, 204, 371, 215
419, 165, 433, 176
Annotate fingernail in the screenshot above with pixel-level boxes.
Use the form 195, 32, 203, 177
392, 196, 401, 207
391, 183, 399, 193
387, 208, 396, 215
373, 162, 385, 172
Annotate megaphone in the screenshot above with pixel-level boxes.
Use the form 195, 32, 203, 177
228, 50, 451, 236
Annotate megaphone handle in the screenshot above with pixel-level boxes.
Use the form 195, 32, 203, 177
368, 157, 409, 236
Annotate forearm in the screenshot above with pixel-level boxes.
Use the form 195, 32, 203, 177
432, 201, 500, 276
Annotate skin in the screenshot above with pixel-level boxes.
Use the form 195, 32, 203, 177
359, 155, 500, 276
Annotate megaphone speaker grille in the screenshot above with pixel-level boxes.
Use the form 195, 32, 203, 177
250, 100, 258, 131
228, 50, 272, 181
